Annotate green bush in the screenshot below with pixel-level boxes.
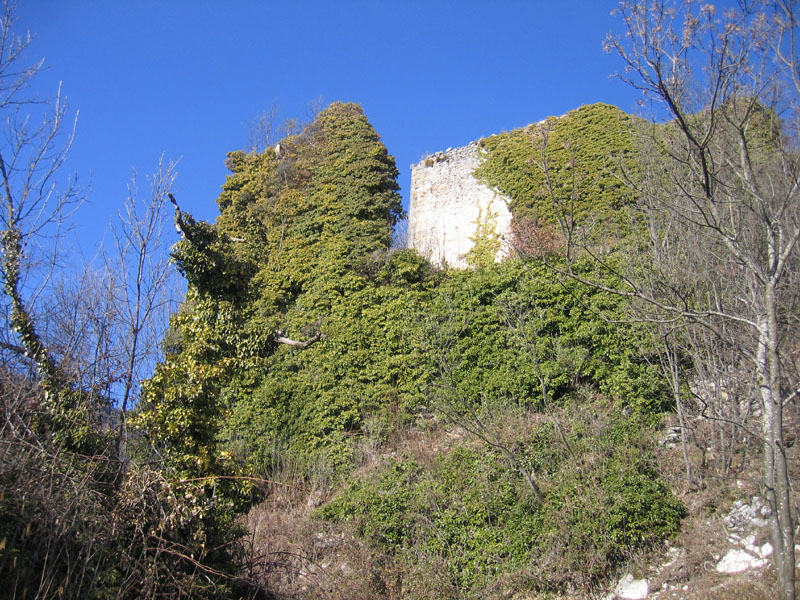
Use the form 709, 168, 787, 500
317, 406, 685, 596
425, 258, 670, 419
316, 458, 423, 548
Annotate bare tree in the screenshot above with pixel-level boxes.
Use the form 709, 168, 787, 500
0, 6, 254, 597
0, 2, 83, 396
246, 99, 317, 155
248, 102, 279, 154
542, 2, 800, 597
103, 157, 180, 455
0, 2, 180, 455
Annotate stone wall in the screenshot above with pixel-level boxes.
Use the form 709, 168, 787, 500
408, 142, 512, 268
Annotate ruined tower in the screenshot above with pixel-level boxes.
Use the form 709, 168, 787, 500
407, 142, 512, 268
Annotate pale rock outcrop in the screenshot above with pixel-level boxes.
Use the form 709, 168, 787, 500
613, 574, 649, 600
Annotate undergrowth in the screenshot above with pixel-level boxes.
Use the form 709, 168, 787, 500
311, 400, 685, 598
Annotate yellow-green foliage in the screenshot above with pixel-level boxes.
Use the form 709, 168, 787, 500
132, 102, 686, 600
474, 103, 638, 240
425, 258, 670, 417
138, 102, 415, 479
465, 203, 501, 269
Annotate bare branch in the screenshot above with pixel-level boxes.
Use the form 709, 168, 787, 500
596, 3, 800, 597
167, 192, 193, 242
274, 330, 324, 349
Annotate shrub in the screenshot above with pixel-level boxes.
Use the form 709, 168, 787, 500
316, 404, 685, 597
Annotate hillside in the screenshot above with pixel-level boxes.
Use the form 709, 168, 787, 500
131, 102, 787, 598
3, 2, 799, 595
2, 94, 795, 599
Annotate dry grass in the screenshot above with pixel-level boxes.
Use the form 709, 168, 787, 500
240, 421, 448, 599
625, 411, 799, 600
239, 402, 800, 600
651, 566, 778, 599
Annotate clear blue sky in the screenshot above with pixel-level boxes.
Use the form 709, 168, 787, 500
16, 1, 641, 252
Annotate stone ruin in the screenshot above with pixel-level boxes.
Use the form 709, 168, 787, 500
408, 141, 512, 268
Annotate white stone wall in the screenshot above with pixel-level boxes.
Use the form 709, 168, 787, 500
408, 142, 512, 268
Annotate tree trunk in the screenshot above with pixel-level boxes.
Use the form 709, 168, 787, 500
761, 382, 796, 600
758, 293, 796, 600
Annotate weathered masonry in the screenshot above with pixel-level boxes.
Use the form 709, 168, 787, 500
408, 142, 512, 268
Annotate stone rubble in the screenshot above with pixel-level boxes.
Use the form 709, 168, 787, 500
604, 496, 775, 599
612, 574, 649, 599
714, 496, 773, 573
723, 496, 771, 531
716, 536, 772, 574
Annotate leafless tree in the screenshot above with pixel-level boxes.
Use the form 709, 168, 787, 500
541, 2, 800, 597
0, 6, 246, 596
248, 102, 279, 154
0, 0, 180, 454
391, 216, 409, 250
103, 157, 181, 455
0, 1, 83, 395
246, 99, 318, 155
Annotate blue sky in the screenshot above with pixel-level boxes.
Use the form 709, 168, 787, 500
16, 1, 641, 252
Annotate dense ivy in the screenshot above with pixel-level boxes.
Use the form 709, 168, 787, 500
132, 100, 683, 599
474, 103, 639, 246
137, 102, 414, 478
426, 258, 669, 417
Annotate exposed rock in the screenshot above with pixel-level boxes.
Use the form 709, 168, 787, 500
713, 496, 774, 573
605, 573, 649, 599
606, 496, 776, 599
723, 496, 770, 531
716, 541, 771, 574
660, 426, 682, 447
